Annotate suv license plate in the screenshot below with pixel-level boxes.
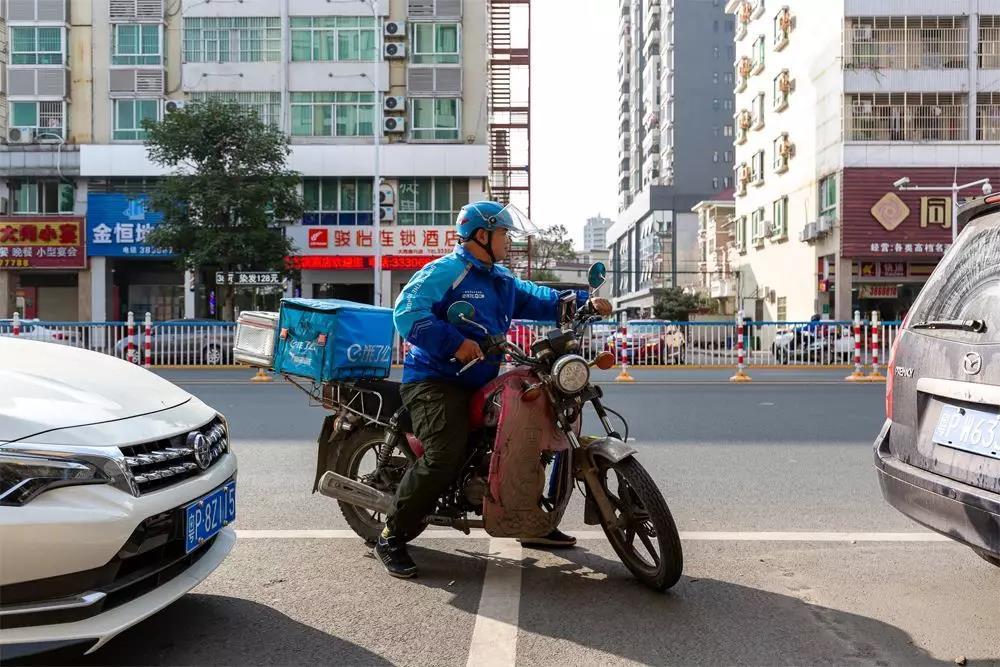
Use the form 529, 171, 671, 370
184, 481, 236, 553
932, 405, 1000, 459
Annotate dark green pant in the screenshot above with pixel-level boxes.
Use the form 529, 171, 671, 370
387, 380, 470, 536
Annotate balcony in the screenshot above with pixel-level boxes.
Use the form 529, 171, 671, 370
773, 7, 792, 51
845, 16, 969, 71
845, 93, 969, 142
645, 109, 659, 128
645, 31, 661, 58
751, 0, 764, 19
643, 128, 661, 155
735, 1, 751, 40
981, 17, 1000, 68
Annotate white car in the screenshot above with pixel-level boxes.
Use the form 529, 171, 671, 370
0, 319, 80, 346
0, 338, 237, 660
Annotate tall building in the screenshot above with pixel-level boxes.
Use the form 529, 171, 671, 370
692, 193, 737, 314
608, 0, 735, 318
582, 214, 612, 251
727, 0, 1000, 322
0, 0, 488, 321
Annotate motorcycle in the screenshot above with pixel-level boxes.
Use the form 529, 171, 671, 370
311, 263, 683, 591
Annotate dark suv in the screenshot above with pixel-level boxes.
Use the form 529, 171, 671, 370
875, 194, 1000, 567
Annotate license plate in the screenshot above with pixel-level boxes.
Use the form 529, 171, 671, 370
184, 481, 236, 553
932, 405, 1000, 459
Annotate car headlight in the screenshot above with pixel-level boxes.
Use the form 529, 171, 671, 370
552, 355, 590, 394
0, 452, 111, 506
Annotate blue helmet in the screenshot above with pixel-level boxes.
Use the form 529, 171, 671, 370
456, 201, 517, 240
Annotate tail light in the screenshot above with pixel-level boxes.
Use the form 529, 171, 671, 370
52, 333, 65, 340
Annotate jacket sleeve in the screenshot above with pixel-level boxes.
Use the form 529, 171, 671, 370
393, 258, 468, 358
511, 276, 590, 322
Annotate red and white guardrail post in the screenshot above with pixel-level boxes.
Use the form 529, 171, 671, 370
868, 310, 885, 382
615, 326, 635, 382
730, 309, 752, 382
127, 311, 136, 364
845, 309, 866, 381
11, 312, 20, 336
143, 312, 152, 369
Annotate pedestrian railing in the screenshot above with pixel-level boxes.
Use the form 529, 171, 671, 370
1, 315, 901, 369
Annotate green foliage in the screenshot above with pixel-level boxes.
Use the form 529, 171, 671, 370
653, 288, 705, 321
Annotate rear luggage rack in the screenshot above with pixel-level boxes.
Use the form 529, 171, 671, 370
284, 375, 387, 426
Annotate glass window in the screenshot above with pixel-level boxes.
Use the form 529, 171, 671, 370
772, 196, 788, 238
10, 101, 64, 139
411, 23, 461, 64
10, 180, 74, 214
301, 178, 374, 225
411, 98, 460, 140
290, 16, 377, 62
114, 99, 160, 141
189, 92, 281, 127
183, 17, 281, 63
819, 174, 838, 217
112, 24, 162, 65
397, 178, 468, 226
11, 26, 63, 65
290, 92, 375, 137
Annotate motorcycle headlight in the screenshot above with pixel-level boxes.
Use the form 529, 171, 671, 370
552, 355, 590, 394
0, 452, 110, 506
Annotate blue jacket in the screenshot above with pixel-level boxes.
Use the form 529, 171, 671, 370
394, 246, 589, 389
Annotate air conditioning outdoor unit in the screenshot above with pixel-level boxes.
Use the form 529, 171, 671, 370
379, 185, 395, 206
164, 100, 187, 114
384, 96, 406, 112
384, 21, 406, 37
7, 127, 33, 144
384, 117, 406, 133
380, 206, 395, 222
384, 43, 406, 59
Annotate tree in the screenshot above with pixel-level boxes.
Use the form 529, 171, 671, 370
530, 269, 560, 283
653, 288, 705, 321
142, 100, 304, 320
529, 224, 577, 272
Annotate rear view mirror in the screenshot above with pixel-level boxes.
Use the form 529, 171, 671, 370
587, 262, 607, 290
447, 301, 476, 326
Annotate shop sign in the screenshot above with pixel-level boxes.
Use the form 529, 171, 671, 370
86, 193, 171, 258
859, 262, 877, 278
0, 218, 86, 269
215, 271, 282, 286
289, 225, 459, 258
867, 241, 951, 255
291, 255, 436, 271
859, 285, 899, 299
880, 262, 907, 278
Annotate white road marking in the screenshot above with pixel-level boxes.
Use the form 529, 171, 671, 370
235, 529, 950, 542
465, 539, 523, 667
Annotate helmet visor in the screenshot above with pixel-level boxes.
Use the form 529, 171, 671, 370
464, 202, 540, 240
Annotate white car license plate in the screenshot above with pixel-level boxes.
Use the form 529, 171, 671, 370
932, 405, 1000, 459
184, 481, 236, 553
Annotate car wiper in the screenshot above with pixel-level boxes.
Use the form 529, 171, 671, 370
910, 319, 987, 333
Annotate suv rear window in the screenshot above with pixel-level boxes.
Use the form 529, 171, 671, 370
907, 216, 1000, 343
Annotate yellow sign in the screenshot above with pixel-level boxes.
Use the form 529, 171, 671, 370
871, 193, 909, 231
920, 196, 952, 229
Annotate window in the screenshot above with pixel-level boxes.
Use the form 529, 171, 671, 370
411, 98, 460, 140
411, 23, 461, 64
773, 134, 791, 172
112, 24, 162, 65
714, 20, 720, 33
190, 92, 281, 127
753, 93, 765, 128
773, 70, 790, 110
713, 99, 721, 111
724, 125, 734, 137
737, 215, 747, 252
397, 178, 469, 226
752, 207, 766, 244
290, 92, 376, 137
713, 151, 720, 163
723, 99, 734, 111
724, 176, 731, 188
713, 72, 720, 84
114, 99, 160, 140
724, 72, 735, 86
713, 125, 720, 137
712, 177, 720, 189
777, 296, 787, 321
183, 17, 281, 63
10, 179, 74, 215
10, 101, 64, 139
772, 196, 788, 239
751, 150, 765, 184
10, 27, 63, 65
724, 151, 732, 163
290, 16, 378, 62
753, 34, 766, 71
819, 174, 838, 220
713, 46, 720, 59
302, 178, 374, 225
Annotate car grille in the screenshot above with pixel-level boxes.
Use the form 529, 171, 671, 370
120, 418, 228, 495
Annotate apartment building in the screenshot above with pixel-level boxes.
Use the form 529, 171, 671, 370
0, 0, 488, 321
609, 0, 734, 318
728, 0, 1000, 322
692, 193, 737, 315
582, 214, 612, 252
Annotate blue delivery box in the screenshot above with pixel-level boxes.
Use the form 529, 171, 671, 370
272, 298, 394, 382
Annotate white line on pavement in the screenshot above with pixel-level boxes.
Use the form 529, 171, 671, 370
235, 529, 950, 542
466, 539, 522, 667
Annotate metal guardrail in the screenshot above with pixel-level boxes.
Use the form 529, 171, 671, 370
0, 318, 902, 368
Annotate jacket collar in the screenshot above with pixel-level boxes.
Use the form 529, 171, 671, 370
456, 245, 496, 274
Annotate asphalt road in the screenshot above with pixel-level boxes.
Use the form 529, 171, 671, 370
48, 370, 1000, 665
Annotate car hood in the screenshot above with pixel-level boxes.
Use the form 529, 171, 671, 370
0, 339, 191, 443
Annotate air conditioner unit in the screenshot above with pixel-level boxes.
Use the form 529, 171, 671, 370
7, 127, 33, 144
805, 222, 817, 240
384, 117, 406, 133
817, 215, 833, 234
384, 43, 406, 59
384, 96, 406, 112
380, 205, 395, 222
379, 185, 395, 206
384, 21, 406, 37
164, 100, 186, 114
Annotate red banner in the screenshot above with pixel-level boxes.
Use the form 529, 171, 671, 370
289, 255, 436, 271
0, 218, 87, 269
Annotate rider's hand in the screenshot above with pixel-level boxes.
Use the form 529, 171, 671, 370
454, 338, 484, 364
591, 298, 613, 317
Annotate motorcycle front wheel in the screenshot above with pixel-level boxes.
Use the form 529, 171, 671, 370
594, 457, 683, 591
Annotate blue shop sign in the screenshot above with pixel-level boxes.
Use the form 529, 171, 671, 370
86, 193, 172, 257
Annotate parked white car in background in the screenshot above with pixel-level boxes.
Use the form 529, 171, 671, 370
0, 319, 80, 346
0, 338, 237, 661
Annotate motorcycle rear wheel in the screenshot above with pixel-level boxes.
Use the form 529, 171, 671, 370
595, 457, 683, 591
332, 428, 425, 544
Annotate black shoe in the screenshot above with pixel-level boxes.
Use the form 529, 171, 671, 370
518, 529, 577, 548
374, 533, 418, 579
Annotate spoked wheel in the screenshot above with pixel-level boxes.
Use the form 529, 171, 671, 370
594, 457, 683, 591
332, 428, 424, 544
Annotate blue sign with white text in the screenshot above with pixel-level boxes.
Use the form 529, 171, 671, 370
86, 193, 172, 257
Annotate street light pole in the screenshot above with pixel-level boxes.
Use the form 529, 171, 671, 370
896, 176, 992, 243
368, 0, 383, 307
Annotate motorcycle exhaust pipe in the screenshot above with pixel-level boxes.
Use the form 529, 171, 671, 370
317, 471, 394, 515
